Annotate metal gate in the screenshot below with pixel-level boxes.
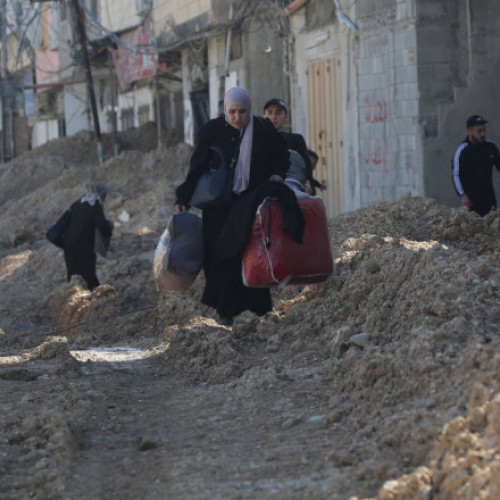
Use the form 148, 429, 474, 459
307, 56, 344, 217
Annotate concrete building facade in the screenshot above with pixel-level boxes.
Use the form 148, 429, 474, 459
418, 0, 500, 208
54, 0, 156, 147
4, 0, 500, 217
153, 0, 290, 144
289, 0, 500, 216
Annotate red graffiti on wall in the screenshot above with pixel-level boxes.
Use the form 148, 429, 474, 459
362, 139, 388, 169
363, 94, 388, 124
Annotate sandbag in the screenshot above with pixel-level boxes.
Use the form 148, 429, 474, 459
153, 212, 203, 294
242, 197, 334, 287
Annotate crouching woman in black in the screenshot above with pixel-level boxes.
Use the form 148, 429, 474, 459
175, 87, 289, 326
64, 181, 113, 291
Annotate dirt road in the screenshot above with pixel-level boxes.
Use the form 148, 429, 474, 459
1, 131, 500, 499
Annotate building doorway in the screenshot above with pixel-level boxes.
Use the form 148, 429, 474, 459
307, 55, 344, 217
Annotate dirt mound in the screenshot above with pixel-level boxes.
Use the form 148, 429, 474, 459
378, 377, 500, 500
1, 133, 500, 499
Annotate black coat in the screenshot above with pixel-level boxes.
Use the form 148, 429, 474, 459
175, 115, 290, 318
452, 137, 500, 216
64, 200, 113, 290
175, 115, 289, 206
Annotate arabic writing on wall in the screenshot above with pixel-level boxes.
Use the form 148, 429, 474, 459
363, 94, 388, 124
362, 92, 389, 169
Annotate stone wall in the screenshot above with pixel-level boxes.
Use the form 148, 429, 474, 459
421, 0, 500, 208
292, 0, 500, 213
355, 0, 423, 206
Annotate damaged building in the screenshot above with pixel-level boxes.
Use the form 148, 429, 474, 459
1, 0, 499, 216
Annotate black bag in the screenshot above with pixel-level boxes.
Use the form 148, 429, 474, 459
189, 129, 245, 210
189, 146, 234, 210
46, 209, 71, 249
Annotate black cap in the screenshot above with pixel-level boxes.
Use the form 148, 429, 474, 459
466, 115, 488, 128
264, 98, 287, 112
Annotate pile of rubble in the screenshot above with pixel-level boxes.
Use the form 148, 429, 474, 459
1, 128, 500, 499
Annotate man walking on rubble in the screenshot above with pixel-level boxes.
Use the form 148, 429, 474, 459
452, 115, 500, 216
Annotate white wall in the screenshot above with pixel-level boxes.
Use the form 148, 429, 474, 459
117, 85, 155, 131
31, 119, 59, 148
64, 83, 90, 136
181, 49, 194, 146
62, 69, 155, 139
89, 0, 145, 39
153, 0, 212, 41
207, 36, 221, 119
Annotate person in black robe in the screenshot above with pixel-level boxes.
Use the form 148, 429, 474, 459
175, 87, 289, 326
63, 181, 113, 291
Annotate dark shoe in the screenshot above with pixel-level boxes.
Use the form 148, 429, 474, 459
216, 313, 234, 326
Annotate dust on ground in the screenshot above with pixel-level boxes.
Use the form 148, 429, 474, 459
1, 124, 500, 499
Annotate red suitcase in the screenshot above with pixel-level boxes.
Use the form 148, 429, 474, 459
242, 197, 334, 287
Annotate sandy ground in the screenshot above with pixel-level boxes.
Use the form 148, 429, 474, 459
1, 126, 500, 499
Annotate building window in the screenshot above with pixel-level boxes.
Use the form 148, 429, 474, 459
138, 105, 150, 126
230, 33, 243, 60
58, 118, 66, 138
121, 108, 134, 131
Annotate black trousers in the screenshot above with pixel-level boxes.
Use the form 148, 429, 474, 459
201, 202, 271, 317
64, 249, 99, 291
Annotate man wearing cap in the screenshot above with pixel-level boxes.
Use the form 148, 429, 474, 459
452, 115, 500, 216
263, 98, 316, 194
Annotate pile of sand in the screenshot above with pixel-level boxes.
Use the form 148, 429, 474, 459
1, 127, 500, 499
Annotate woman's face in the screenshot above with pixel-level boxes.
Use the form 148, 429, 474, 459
226, 104, 249, 130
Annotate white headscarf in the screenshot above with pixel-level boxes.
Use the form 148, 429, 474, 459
80, 181, 108, 206
224, 87, 254, 193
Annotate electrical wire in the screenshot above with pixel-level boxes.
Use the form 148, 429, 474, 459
75, 0, 154, 55
6, 0, 296, 101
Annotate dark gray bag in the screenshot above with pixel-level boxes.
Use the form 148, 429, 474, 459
153, 212, 204, 294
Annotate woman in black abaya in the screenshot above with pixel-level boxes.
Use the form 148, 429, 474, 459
64, 181, 113, 291
175, 87, 289, 325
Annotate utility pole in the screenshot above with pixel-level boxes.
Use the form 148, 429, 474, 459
155, 71, 161, 148
0, 0, 7, 165
73, 0, 103, 164
153, 28, 161, 148
107, 50, 118, 157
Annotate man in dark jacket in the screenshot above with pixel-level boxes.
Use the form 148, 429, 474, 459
452, 115, 500, 216
263, 98, 316, 195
